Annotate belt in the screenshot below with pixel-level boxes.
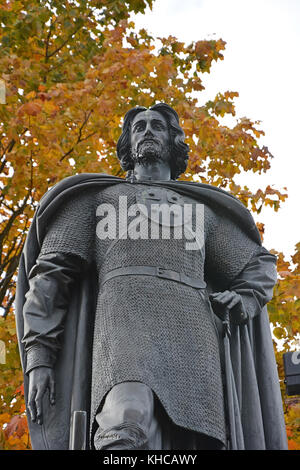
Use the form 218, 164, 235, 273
100, 266, 206, 289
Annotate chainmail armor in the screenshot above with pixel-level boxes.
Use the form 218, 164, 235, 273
40, 182, 259, 445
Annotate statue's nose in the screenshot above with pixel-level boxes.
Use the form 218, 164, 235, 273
144, 127, 154, 137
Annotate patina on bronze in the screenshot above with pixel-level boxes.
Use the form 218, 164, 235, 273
16, 103, 288, 450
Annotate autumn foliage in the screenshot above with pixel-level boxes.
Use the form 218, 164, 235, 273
0, 0, 298, 450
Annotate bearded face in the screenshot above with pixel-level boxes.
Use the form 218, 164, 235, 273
132, 138, 171, 166
130, 110, 171, 167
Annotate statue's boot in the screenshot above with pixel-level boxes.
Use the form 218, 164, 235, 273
93, 422, 148, 450
93, 381, 161, 450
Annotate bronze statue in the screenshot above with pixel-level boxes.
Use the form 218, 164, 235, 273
16, 103, 288, 450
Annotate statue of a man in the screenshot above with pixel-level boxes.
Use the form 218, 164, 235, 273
16, 103, 287, 450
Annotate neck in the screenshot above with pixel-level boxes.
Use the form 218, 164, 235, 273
133, 161, 171, 181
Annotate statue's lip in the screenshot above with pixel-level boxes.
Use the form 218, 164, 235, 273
141, 138, 158, 144
137, 138, 159, 150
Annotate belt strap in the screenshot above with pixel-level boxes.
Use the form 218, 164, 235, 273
100, 266, 206, 289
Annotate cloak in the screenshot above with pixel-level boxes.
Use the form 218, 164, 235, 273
15, 173, 288, 450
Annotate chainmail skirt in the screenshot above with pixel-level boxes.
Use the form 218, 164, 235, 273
90, 275, 226, 446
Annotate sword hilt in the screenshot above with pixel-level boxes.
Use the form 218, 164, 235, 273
222, 308, 231, 338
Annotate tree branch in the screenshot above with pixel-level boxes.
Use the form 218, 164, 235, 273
45, 17, 55, 63
46, 22, 84, 59
77, 110, 93, 142
60, 110, 94, 161
2, 293, 15, 318
0, 128, 28, 173
0, 139, 15, 173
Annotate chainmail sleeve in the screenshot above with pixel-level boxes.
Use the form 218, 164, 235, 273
40, 190, 96, 263
205, 206, 277, 322
228, 246, 277, 322
205, 206, 260, 289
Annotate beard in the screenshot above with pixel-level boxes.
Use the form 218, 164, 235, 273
131, 140, 171, 166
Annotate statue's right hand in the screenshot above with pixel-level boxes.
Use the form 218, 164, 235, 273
28, 366, 55, 425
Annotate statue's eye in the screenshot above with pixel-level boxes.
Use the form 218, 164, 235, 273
134, 124, 145, 132
133, 122, 145, 132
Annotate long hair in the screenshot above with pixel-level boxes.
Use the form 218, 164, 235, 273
116, 103, 189, 180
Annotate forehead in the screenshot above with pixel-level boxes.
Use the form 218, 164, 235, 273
132, 109, 167, 126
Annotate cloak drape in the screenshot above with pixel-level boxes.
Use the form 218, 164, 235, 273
15, 173, 288, 450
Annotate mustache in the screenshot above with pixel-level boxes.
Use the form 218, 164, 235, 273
137, 138, 160, 150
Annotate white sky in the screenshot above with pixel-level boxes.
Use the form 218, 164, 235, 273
133, 0, 300, 258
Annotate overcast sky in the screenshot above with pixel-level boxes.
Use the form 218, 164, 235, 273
133, 0, 300, 258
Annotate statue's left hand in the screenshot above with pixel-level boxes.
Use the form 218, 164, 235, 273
209, 290, 247, 324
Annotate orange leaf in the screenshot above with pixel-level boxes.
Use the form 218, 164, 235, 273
4, 415, 28, 439
18, 101, 42, 117
288, 439, 300, 450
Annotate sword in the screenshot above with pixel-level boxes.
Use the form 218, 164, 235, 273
69, 410, 87, 450
222, 308, 237, 450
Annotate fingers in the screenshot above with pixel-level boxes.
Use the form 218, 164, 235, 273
209, 291, 243, 323
209, 292, 222, 298
210, 291, 235, 305
28, 387, 37, 423
49, 375, 56, 406
226, 295, 241, 311
35, 390, 44, 425
29, 383, 46, 425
